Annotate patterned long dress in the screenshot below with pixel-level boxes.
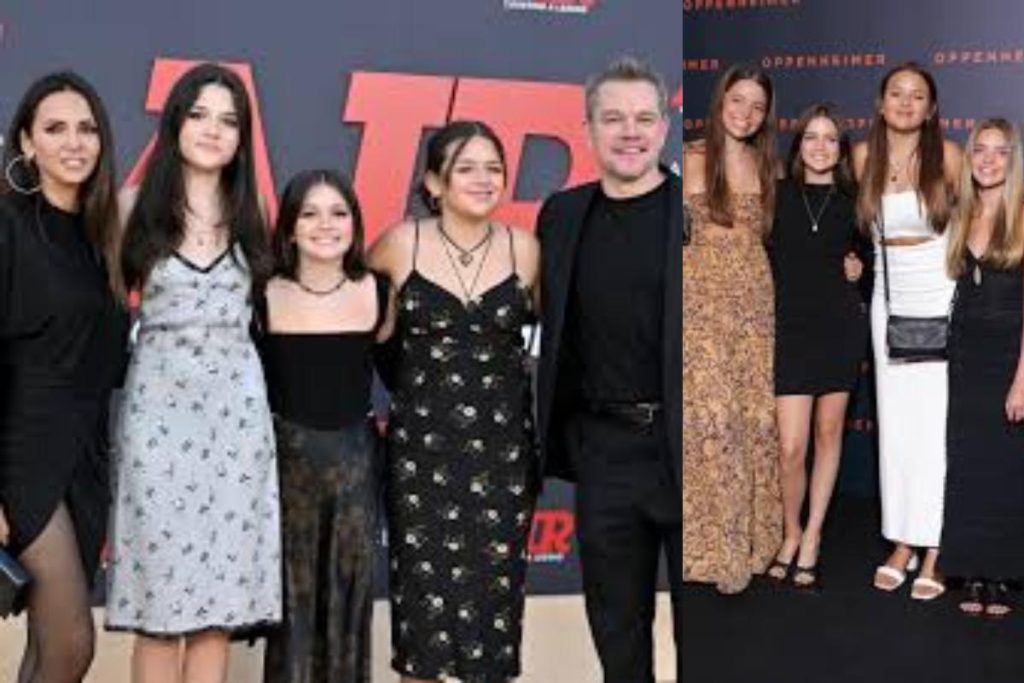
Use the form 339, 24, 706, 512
385, 254, 537, 681
106, 247, 281, 635
682, 192, 782, 593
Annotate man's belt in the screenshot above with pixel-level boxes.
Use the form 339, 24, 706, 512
584, 400, 662, 427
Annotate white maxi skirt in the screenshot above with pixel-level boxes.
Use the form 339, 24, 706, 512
870, 234, 955, 547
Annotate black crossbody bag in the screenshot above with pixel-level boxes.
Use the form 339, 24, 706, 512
877, 202, 951, 363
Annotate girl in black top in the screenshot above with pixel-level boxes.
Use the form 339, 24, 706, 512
0, 72, 127, 682
259, 170, 391, 683
767, 103, 866, 589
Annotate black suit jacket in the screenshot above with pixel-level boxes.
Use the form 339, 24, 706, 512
536, 170, 682, 487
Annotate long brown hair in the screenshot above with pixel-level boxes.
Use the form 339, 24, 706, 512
947, 118, 1024, 277
857, 62, 951, 232
703, 63, 776, 234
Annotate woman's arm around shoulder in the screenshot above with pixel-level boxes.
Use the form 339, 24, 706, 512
943, 139, 964, 189
851, 140, 869, 183
682, 140, 706, 198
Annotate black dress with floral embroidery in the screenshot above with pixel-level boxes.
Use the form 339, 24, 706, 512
385, 225, 537, 682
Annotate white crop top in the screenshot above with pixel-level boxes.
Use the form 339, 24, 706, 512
874, 190, 937, 240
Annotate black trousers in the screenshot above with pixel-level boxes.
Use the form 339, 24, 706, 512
572, 411, 682, 683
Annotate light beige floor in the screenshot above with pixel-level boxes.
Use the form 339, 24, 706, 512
0, 594, 676, 682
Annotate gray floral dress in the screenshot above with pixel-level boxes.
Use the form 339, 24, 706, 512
106, 247, 281, 635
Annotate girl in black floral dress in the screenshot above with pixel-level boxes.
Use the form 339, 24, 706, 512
370, 120, 540, 683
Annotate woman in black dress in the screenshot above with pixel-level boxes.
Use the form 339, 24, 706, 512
369, 120, 540, 683
0, 72, 127, 682
767, 103, 867, 588
259, 170, 390, 682
941, 117, 1024, 617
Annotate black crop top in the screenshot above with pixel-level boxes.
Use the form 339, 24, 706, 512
257, 272, 389, 430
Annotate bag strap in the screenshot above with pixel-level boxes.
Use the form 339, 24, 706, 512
877, 199, 893, 316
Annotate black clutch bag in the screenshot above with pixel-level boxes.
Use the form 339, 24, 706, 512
0, 546, 31, 618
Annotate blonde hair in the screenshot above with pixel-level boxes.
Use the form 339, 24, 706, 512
947, 118, 1024, 278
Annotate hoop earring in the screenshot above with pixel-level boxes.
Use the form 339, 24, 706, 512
4, 155, 41, 195
427, 194, 440, 212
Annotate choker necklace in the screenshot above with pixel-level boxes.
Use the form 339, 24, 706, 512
800, 184, 835, 233
296, 275, 347, 296
438, 220, 494, 266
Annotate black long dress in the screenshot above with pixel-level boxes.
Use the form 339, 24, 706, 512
386, 224, 537, 682
770, 179, 867, 396
942, 253, 1024, 578
0, 192, 127, 584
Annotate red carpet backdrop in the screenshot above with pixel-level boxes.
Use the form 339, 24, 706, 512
684, 0, 1024, 495
0, 0, 682, 595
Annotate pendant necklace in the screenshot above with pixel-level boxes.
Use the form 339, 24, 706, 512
439, 223, 495, 310
438, 220, 493, 266
800, 184, 835, 233
888, 148, 918, 184
973, 263, 982, 286
296, 274, 347, 296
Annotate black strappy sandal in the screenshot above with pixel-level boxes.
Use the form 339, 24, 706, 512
791, 564, 821, 592
984, 580, 1013, 619
958, 579, 985, 617
765, 555, 794, 584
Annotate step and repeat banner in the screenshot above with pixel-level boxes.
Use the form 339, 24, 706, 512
683, 0, 1024, 495
0, 0, 682, 595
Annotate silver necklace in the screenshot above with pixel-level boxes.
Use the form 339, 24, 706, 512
800, 184, 836, 233
296, 274, 347, 296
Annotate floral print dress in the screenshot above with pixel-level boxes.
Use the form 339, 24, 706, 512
386, 226, 538, 682
106, 247, 281, 635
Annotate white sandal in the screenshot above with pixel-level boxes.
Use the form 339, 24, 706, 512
873, 553, 919, 591
911, 576, 946, 601
873, 565, 908, 591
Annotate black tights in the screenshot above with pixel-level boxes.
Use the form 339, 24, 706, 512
17, 503, 95, 683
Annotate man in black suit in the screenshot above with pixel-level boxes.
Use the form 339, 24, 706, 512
536, 57, 681, 683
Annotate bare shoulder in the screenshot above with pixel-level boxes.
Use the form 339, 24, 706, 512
368, 218, 420, 282
851, 140, 868, 180
264, 275, 294, 302
369, 219, 415, 259
507, 223, 540, 259
501, 223, 540, 289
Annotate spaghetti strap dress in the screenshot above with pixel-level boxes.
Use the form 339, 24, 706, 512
386, 224, 538, 682
106, 245, 281, 636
